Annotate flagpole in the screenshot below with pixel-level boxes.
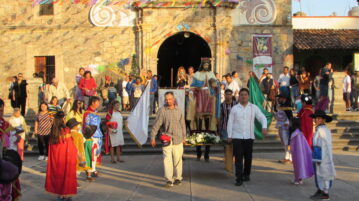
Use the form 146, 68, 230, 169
299, 0, 302, 12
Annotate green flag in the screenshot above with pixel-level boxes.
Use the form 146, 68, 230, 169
248, 77, 273, 140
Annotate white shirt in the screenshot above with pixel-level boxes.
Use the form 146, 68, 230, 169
226, 80, 240, 95
47, 82, 70, 102
122, 81, 129, 97
343, 75, 351, 93
278, 73, 290, 87
227, 103, 267, 139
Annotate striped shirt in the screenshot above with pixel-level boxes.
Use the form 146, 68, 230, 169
218, 100, 237, 131
36, 113, 54, 135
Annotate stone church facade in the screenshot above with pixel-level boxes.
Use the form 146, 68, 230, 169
0, 0, 292, 113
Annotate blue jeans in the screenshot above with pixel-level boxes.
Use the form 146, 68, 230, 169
150, 94, 155, 113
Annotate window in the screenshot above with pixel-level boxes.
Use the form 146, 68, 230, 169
35, 56, 55, 84
39, 2, 54, 16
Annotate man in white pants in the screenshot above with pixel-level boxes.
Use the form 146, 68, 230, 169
151, 92, 186, 187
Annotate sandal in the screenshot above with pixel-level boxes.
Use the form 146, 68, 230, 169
117, 159, 125, 163
111, 160, 117, 164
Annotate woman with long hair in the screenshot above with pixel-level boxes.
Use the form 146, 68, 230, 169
176, 66, 188, 89
34, 102, 53, 161
48, 96, 61, 116
45, 111, 78, 201
65, 100, 85, 124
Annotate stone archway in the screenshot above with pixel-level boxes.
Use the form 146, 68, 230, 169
157, 31, 211, 87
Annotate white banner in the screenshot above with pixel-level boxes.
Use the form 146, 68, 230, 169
158, 89, 186, 114
126, 82, 151, 146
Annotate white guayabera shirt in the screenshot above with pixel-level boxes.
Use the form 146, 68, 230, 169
227, 103, 267, 140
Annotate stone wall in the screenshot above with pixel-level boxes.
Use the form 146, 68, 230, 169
0, 0, 293, 113
0, 1, 135, 113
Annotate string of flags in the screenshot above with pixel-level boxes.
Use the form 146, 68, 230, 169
32, 0, 240, 8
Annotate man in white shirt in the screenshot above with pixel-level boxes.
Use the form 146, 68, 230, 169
343, 69, 352, 111
278, 66, 291, 99
47, 77, 71, 106
227, 88, 267, 186
225, 74, 240, 98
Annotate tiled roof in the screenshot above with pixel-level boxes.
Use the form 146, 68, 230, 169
294, 29, 359, 50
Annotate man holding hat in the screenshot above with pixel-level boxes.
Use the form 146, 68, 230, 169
310, 110, 335, 200
150, 91, 186, 187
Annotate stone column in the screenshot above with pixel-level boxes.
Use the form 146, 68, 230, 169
26, 78, 43, 118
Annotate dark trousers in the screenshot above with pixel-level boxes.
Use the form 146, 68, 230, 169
15, 98, 26, 116
38, 135, 49, 156
196, 145, 210, 159
233, 139, 254, 182
196, 117, 210, 159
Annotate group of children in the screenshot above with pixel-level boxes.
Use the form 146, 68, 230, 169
45, 99, 125, 200
275, 93, 336, 200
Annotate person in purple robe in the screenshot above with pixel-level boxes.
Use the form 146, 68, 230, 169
289, 117, 314, 185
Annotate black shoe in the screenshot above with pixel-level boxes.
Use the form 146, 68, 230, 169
310, 190, 323, 200
173, 180, 182, 186
319, 193, 329, 200
243, 175, 250, 182
164, 181, 173, 187
235, 180, 243, 186
204, 158, 209, 162
196, 157, 201, 161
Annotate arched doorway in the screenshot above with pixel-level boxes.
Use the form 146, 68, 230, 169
157, 32, 211, 87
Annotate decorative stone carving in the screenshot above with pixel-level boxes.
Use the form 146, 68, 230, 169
232, 0, 277, 25
89, 0, 136, 27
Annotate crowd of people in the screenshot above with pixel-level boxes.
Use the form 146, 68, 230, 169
0, 61, 357, 201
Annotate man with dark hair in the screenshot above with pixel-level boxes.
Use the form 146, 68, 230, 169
219, 89, 238, 172
83, 96, 103, 178
187, 66, 195, 86
320, 62, 331, 97
225, 74, 240, 99
147, 70, 158, 114
278, 66, 291, 99
231, 71, 243, 89
150, 92, 186, 187
227, 88, 267, 186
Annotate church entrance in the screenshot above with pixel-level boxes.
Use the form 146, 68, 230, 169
157, 31, 211, 87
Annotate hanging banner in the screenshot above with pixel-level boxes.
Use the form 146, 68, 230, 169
158, 89, 186, 114
252, 34, 273, 77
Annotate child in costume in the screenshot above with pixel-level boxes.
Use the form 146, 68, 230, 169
310, 110, 336, 200
0, 98, 22, 201
289, 118, 314, 185
297, 94, 314, 147
8, 108, 28, 161
66, 118, 87, 173
106, 101, 125, 163
83, 125, 98, 181
275, 94, 293, 163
